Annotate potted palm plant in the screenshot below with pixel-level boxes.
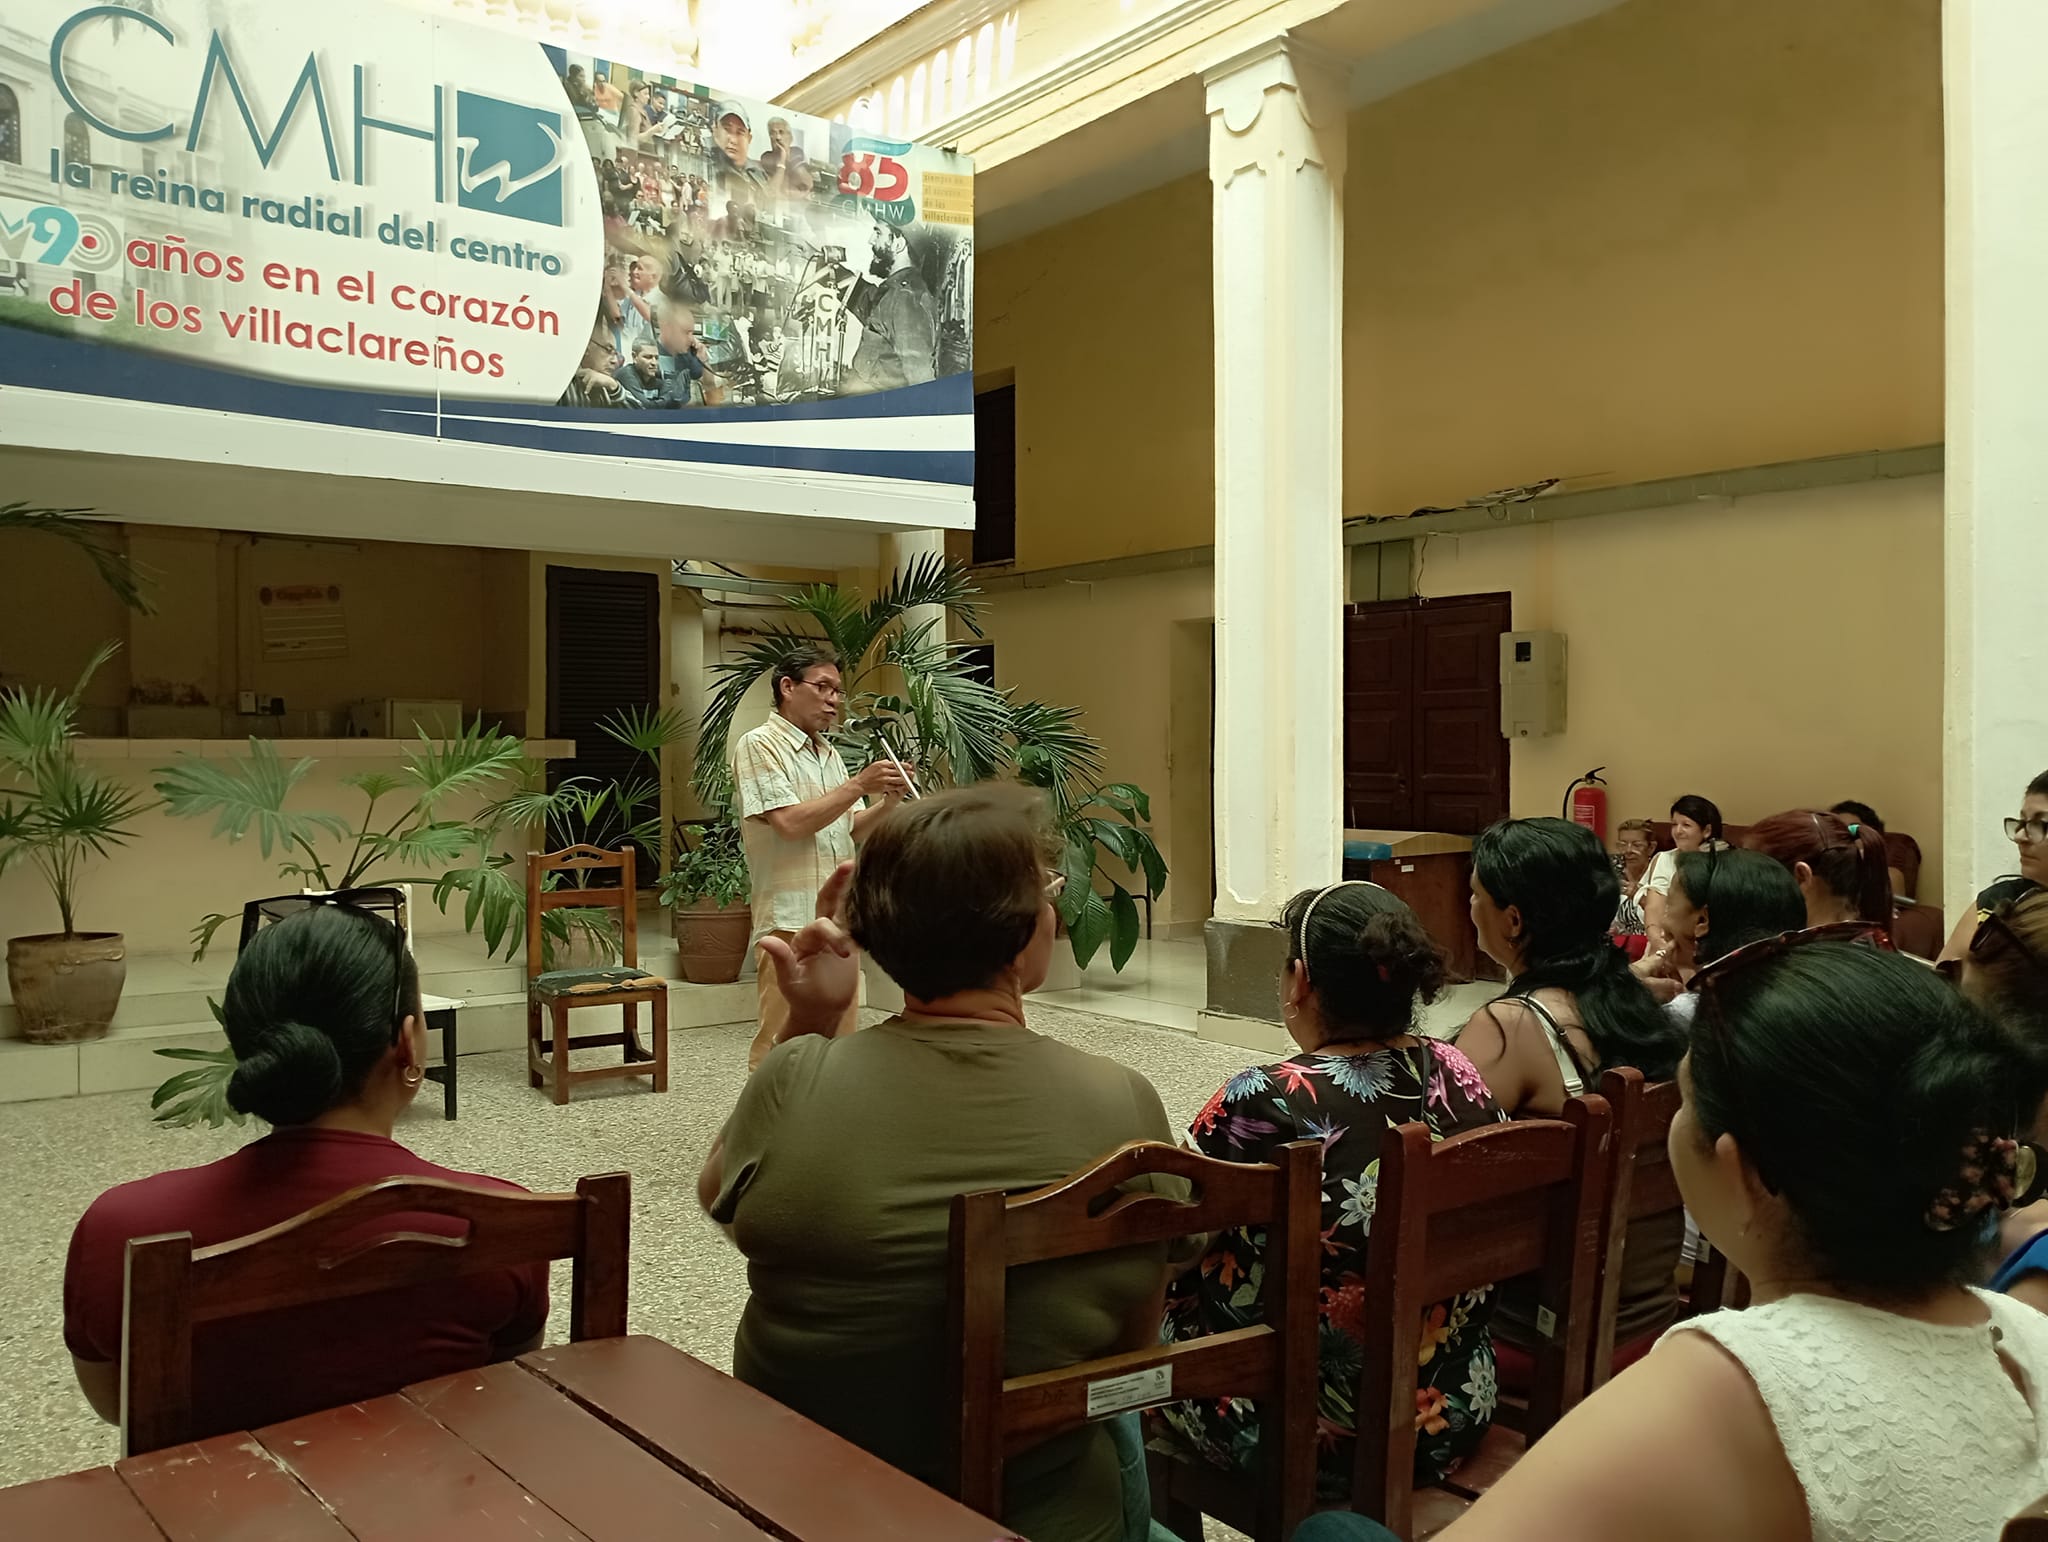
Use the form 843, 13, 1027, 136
0, 644, 153, 1042
661, 815, 751, 983
695, 555, 1167, 971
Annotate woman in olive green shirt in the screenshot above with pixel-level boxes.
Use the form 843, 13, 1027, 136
699, 785, 1188, 1542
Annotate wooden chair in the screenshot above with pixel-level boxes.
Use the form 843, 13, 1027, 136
120, 1171, 631, 1457
1586, 1068, 1684, 1390
946, 1139, 1323, 1542
1353, 1098, 1614, 1539
526, 845, 669, 1105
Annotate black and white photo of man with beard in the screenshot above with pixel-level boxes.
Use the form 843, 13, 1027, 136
849, 221, 938, 391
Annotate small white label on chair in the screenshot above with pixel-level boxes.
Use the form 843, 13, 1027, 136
1536, 1306, 1558, 1339
1086, 1365, 1173, 1418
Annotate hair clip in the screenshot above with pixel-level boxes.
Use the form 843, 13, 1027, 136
1924, 1132, 2028, 1233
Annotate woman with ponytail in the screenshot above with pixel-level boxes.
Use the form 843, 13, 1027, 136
1741, 808, 1894, 930
1153, 882, 1507, 1497
62, 902, 545, 1438
1457, 818, 1689, 1386
1458, 817, 1685, 1112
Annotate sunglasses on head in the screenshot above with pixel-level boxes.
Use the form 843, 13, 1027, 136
239, 887, 412, 1039
1938, 896, 2048, 985
1686, 919, 1893, 996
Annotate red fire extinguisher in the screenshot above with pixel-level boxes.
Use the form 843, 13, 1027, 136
1564, 767, 1609, 843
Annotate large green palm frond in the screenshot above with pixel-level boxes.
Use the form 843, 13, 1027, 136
696, 627, 820, 804
400, 719, 525, 810
598, 704, 693, 758
0, 504, 153, 613
780, 583, 872, 665
879, 619, 1010, 784
152, 740, 353, 871
1008, 699, 1106, 815
862, 553, 985, 653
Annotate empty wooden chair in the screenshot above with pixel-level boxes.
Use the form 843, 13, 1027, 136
526, 844, 669, 1105
120, 1171, 630, 1456
1352, 1097, 1613, 1539
947, 1139, 1322, 1542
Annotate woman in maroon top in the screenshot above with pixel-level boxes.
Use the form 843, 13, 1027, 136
64, 903, 546, 1437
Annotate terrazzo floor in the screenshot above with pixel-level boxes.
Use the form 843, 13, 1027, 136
0, 1003, 1265, 1492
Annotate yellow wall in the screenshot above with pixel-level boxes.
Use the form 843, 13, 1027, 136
973, 0, 1942, 567
976, 172, 1214, 569
981, 474, 1947, 923
1346, 0, 1942, 514
1414, 475, 1946, 891
0, 528, 133, 719
981, 566, 1214, 926
233, 536, 489, 716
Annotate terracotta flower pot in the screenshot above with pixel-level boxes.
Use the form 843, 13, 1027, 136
672, 899, 753, 985
7, 932, 127, 1044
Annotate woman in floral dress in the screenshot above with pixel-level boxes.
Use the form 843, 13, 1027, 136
1152, 881, 1507, 1498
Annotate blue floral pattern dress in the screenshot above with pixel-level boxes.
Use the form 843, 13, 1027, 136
1151, 1041, 1508, 1498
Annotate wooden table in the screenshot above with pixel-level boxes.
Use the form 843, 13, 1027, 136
1343, 828, 1490, 982
0, 1336, 1020, 1541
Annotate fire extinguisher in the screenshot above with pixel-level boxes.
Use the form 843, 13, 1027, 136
1564, 767, 1609, 843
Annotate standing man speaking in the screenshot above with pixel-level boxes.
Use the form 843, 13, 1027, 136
732, 645, 906, 1067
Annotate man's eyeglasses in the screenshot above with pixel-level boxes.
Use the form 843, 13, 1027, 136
2004, 816, 2048, 844
797, 676, 844, 701
239, 887, 412, 1039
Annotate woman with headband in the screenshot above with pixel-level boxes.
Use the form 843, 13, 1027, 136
1150, 881, 1508, 1497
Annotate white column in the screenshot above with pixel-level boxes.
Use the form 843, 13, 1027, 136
884, 528, 950, 645
1942, 1, 2048, 914
1205, 37, 1347, 925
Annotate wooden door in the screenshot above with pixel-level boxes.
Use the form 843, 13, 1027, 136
1342, 594, 1510, 837
546, 566, 661, 872
1412, 594, 1511, 834
1343, 608, 1413, 829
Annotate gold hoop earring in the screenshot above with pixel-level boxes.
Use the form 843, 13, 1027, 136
401, 1066, 424, 1089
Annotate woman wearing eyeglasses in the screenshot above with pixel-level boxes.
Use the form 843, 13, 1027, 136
1938, 769, 2048, 968
697, 784, 1189, 1542
62, 899, 546, 1439
1440, 937, 2048, 1542
1150, 882, 1507, 1500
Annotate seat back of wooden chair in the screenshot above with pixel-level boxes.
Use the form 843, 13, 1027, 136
1588, 1069, 1684, 1389
526, 845, 639, 979
2005, 1495, 2048, 1540
121, 1172, 630, 1457
1353, 1098, 1613, 1535
947, 1139, 1322, 1542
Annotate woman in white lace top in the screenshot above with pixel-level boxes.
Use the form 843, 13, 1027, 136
1442, 936, 2048, 1542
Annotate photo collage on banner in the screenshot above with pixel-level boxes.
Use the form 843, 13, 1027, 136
555, 52, 975, 412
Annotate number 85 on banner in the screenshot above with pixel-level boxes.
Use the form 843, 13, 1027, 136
838, 151, 909, 201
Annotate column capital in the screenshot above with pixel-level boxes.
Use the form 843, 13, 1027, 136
1202, 32, 1350, 136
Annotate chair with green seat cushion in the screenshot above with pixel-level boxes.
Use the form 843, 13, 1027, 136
525, 845, 669, 1106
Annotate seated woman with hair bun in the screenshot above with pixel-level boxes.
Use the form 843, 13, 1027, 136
1439, 941, 2048, 1542
63, 905, 546, 1436
1151, 881, 1507, 1497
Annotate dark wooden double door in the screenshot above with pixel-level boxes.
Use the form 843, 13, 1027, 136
1343, 593, 1510, 835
